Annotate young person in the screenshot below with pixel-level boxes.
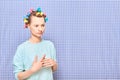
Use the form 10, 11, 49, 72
13, 7, 57, 80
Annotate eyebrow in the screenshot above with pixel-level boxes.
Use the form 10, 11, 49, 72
41, 24, 45, 26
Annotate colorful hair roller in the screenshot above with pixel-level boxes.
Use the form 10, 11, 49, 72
24, 19, 28, 23
26, 12, 31, 17
40, 12, 43, 16
23, 15, 28, 19
43, 13, 46, 17
24, 24, 28, 28
30, 9, 34, 13
36, 12, 41, 16
45, 17, 48, 22
37, 7, 41, 12
23, 7, 48, 28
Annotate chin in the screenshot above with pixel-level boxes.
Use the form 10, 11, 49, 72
36, 35, 42, 38
32, 33, 43, 38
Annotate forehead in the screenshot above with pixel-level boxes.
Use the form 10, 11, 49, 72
30, 16, 45, 24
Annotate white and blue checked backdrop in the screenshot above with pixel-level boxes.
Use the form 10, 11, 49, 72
0, 0, 120, 80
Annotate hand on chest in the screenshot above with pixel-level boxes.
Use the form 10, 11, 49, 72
24, 46, 51, 65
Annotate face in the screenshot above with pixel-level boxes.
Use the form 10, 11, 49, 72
28, 16, 45, 38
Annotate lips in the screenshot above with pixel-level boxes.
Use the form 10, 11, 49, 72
37, 33, 42, 34
37, 32, 43, 34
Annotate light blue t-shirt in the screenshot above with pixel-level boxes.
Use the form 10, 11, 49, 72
13, 39, 56, 80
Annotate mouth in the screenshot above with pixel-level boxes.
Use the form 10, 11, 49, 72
37, 32, 43, 35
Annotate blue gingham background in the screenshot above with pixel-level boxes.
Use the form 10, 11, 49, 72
0, 0, 120, 80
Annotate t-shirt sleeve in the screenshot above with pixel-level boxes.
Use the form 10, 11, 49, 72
13, 45, 24, 80
49, 42, 57, 61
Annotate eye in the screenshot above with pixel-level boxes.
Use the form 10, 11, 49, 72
41, 24, 45, 27
35, 25, 39, 27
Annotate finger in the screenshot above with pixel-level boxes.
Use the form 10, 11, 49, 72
43, 59, 49, 62
43, 60, 51, 65
44, 58, 52, 61
43, 54, 46, 59
43, 64, 53, 68
40, 54, 46, 61
44, 59, 54, 64
43, 61, 49, 65
43, 61, 53, 65
43, 63, 51, 67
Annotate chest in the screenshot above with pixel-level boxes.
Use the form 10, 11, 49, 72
23, 45, 52, 69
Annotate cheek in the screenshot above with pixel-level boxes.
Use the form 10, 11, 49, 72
43, 28, 45, 32
43, 27, 45, 30
31, 27, 37, 33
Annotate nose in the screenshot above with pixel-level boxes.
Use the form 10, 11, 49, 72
38, 27, 42, 31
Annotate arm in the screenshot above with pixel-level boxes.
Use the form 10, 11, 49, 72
52, 61, 57, 72
17, 69, 34, 80
50, 42, 57, 72
17, 55, 45, 80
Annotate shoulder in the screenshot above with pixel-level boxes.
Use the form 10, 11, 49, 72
16, 41, 28, 50
42, 39, 55, 46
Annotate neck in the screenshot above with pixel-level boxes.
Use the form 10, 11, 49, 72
29, 35, 42, 43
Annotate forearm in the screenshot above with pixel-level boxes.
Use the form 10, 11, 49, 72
52, 62, 57, 72
17, 69, 34, 80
